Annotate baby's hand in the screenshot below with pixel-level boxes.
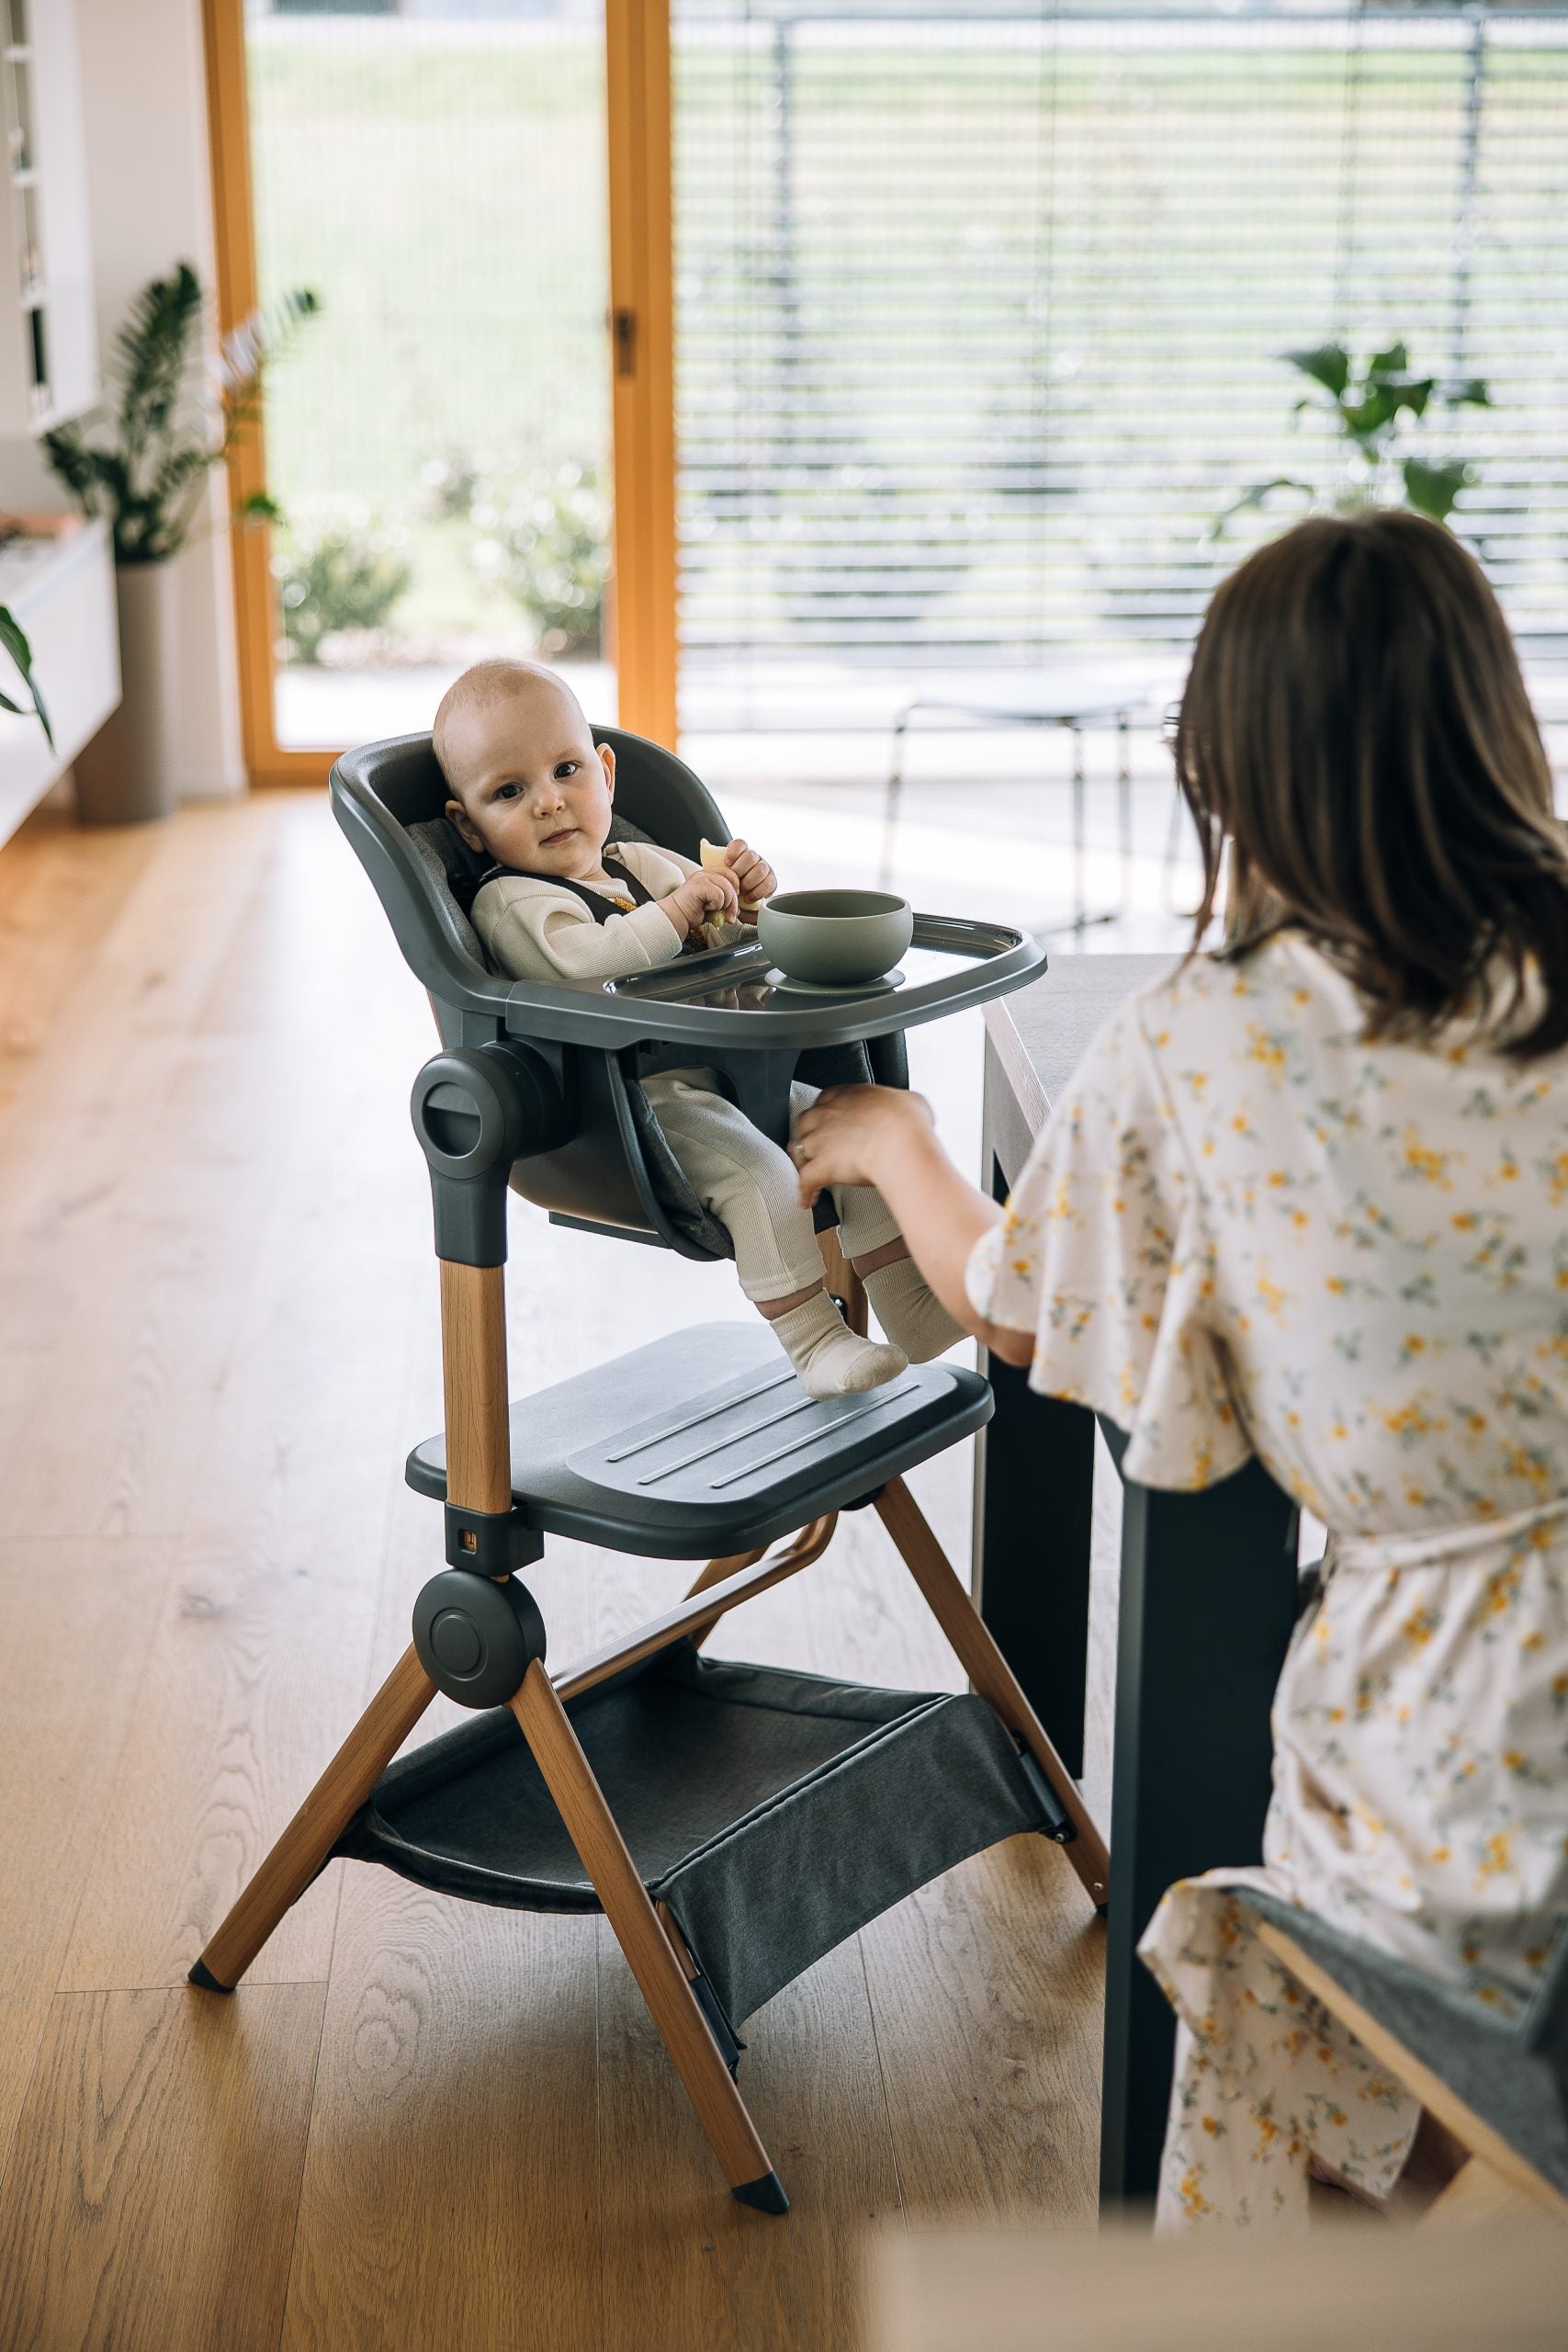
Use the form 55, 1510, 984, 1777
701, 837, 776, 916
663, 866, 739, 941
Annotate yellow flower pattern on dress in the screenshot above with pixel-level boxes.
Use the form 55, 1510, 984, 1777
965, 936, 1568, 2235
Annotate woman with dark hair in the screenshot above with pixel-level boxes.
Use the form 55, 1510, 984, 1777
791, 510, 1568, 2233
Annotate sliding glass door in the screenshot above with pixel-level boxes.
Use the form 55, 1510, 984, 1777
223, 0, 615, 772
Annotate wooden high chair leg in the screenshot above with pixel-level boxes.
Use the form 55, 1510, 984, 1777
683, 1544, 767, 1600
191, 1643, 437, 1991
818, 1227, 867, 1335
510, 1657, 788, 2213
682, 1513, 838, 1652
875, 1476, 1111, 1906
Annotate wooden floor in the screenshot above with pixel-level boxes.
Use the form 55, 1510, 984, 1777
0, 795, 1105, 2352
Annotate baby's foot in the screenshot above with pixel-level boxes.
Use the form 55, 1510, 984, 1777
860, 1255, 965, 1363
767, 1291, 908, 1399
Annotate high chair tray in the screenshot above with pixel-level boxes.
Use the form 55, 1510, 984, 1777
495, 914, 1044, 1052
407, 1320, 992, 1558
334, 1641, 1049, 2034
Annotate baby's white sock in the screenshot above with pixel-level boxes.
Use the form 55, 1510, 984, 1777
861, 1255, 965, 1363
767, 1290, 908, 1400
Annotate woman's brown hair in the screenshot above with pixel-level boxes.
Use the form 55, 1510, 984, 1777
1176, 508, 1568, 1058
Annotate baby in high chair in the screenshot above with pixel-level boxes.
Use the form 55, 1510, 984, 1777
434, 658, 963, 1397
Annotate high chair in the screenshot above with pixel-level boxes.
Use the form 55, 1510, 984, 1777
189, 724, 1110, 2216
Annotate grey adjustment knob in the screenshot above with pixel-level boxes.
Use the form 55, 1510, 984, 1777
412, 1571, 547, 1708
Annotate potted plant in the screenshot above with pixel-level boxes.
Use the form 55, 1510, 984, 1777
42, 261, 316, 822
1216, 341, 1491, 537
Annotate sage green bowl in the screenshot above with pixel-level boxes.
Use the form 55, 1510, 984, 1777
756, 888, 914, 988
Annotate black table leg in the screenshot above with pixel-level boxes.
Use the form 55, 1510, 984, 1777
972, 1145, 1095, 1780
1098, 1446, 1300, 2206
973, 1374, 1094, 1780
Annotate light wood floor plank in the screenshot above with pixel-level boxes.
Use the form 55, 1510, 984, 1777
0, 1539, 172, 2179
280, 1875, 601, 2352
0, 1984, 324, 2352
595, 1935, 902, 2352
0, 807, 160, 1131
56, 1157, 420, 1990
858, 1840, 1102, 2227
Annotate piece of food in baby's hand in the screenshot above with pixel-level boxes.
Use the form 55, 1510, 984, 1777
700, 837, 760, 914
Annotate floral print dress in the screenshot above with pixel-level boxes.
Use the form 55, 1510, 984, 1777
965, 936, 1568, 2233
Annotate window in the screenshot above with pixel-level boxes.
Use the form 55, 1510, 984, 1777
672, 1, 1568, 733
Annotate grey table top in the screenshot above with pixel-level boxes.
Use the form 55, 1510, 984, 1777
984, 952, 1178, 1135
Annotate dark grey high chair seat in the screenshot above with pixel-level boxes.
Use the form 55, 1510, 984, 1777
190, 718, 1108, 2222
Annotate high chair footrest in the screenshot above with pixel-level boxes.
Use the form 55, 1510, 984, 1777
334, 1642, 1050, 2036
405, 1321, 992, 1559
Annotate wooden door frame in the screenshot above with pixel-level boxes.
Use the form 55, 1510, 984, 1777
200, 0, 679, 788
605, 0, 679, 752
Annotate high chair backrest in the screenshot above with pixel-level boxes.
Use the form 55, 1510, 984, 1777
333, 724, 730, 1046
333, 722, 757, 1257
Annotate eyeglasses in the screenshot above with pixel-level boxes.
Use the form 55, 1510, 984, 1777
1159, 702, 1181, 751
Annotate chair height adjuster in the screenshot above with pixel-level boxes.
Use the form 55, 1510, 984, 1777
444, 1501, 544, 1577
1016, 1745, 1075, 1843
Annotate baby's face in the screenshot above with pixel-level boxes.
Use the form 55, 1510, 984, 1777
444, 679, 615, 881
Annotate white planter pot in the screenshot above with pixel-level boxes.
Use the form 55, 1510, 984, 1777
73, 560, 181, 824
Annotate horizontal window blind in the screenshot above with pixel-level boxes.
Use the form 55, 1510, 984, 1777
671, 2, 1568, 730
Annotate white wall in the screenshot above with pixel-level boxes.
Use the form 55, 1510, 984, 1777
69, 0, 245, 801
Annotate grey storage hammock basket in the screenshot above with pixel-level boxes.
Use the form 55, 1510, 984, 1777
337, 1640, 1052, 2041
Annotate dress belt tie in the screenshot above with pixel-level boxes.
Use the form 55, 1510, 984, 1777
1329, 1491, 1568, 1575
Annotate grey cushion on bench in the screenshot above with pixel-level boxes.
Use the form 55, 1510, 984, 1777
1243, 1889, 1568, 2198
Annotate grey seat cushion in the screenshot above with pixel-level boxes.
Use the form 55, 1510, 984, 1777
1244, 1890, 1568, 2197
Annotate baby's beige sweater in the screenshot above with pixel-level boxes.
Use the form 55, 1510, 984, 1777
471, 839, 738, 982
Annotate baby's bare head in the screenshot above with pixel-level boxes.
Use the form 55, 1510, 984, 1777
434, 659, 590, 799
434, 659, 615, 878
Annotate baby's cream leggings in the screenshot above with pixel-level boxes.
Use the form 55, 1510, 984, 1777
641, 1069, 901, 1303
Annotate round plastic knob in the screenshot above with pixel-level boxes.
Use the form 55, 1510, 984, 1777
412, 1571, 547, 1708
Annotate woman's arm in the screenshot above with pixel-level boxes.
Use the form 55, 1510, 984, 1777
790, 1086, 1035, 1367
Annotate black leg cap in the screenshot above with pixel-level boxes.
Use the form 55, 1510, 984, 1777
187, 1958, 233, 1994
731, 2170, 789, 2216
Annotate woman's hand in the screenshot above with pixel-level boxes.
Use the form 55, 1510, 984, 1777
790, 1084, 935, 1206
794, 1082, 1031, 1364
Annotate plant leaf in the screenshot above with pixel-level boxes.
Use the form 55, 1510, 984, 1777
1403, 457, 1471, 524
1282, 343, 1349, 399
1209, 478, 1314, 538
1443, 376, 1491, 409
0, 606, 52, 750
